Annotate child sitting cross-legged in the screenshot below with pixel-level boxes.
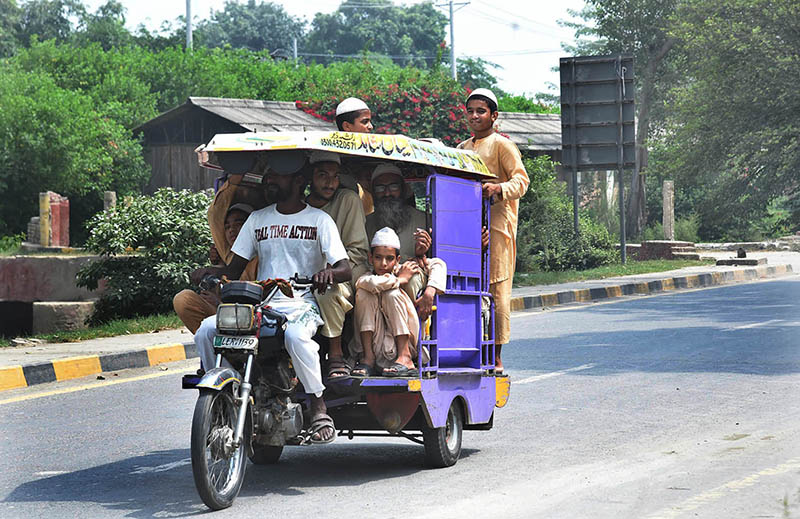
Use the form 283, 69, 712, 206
352, 227, 445, 377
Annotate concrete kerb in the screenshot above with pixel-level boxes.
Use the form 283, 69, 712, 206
0, 342, 197, 392
1, 263, 795, 393
509, 264, 794, 312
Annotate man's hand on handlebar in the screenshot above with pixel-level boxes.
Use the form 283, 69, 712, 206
191, 266, 224, 287
312, 267, 335, 294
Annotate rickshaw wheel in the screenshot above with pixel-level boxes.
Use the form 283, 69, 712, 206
422, 399, 463, 468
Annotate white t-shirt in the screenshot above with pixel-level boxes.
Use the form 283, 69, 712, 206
231, 204, 348, 302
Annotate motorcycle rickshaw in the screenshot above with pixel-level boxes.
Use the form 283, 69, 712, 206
183, 130, 511, 510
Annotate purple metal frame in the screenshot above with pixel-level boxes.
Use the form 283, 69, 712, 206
323, 174, 498, 429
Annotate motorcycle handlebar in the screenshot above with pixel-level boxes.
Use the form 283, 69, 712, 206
290, 273, 315, 287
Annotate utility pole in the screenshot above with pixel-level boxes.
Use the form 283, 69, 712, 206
186, 0, 193, 50
438, 1, 468, 80
449, 0, 456, 80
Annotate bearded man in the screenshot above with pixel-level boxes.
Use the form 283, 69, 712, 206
364, 163, 444, 322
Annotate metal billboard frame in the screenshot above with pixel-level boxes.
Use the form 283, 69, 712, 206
560, 54, 635, 262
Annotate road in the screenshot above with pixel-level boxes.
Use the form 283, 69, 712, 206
1, 277, 799, 518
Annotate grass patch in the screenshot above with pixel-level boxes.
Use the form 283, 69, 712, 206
0, 313, 183, 347
514, 259, 715, 287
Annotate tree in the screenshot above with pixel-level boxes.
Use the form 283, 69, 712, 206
73, 0, 132, 50
0, 67, 149, 240
195, 0, 305, 53
17, 0, 84, 44
0, 0, 21, 56
456, 56, 501, 91
564, 0, 681, 237
304, 0, 447, 67
77, 188, 213, 322
660, 0, 799, 238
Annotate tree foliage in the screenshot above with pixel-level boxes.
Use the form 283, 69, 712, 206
658, 0, 800, 239
565, 0, 682, 236
76, 188, 212, 322
516, 156, 617, 272
195, 0, 305, 53
0, 66, 149, 239
304, 0, 447, 67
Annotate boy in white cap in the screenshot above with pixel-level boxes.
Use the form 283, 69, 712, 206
366, 162, 446, 320
457, 88, 530, 374
335, 97, 373, 133
335, 97, 375, 215
304, 150, 370, 378
353, 227, 432, 377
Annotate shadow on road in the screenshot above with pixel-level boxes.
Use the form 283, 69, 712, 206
4, 444, 479, 516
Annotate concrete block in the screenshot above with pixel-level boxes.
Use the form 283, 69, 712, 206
0, 255, 105, 302
32, 301, 94, 334
716, 258, 767, 266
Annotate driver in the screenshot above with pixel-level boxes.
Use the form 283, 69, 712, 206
192, 150, 351, 444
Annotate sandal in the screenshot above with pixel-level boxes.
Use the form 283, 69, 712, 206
351, 363, 377, 377
308, 413, 336, 444
327, 357, 350, 379
382, 363, 419, 378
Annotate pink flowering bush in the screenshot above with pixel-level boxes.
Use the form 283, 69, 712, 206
297, 82, 472, 144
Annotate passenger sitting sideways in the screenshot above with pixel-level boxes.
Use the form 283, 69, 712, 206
366, 163, 445, 321
352, 227, 444, 377
173, 203, 258, 333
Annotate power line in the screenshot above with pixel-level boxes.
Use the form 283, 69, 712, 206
296, 48, 561, 59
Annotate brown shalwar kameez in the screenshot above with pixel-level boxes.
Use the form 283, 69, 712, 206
457, 132, 529, 344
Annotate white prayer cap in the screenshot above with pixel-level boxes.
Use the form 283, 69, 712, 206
371, 227, 401, 250
371, 162, 403, 183
335, 97, 370, 116
309, 150, 341, 165
466, 88, 498, 109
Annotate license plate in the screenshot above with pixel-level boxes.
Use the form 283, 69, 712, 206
213, 335, 258, 350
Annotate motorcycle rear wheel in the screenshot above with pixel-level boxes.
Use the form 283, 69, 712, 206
191, 388, 247, 510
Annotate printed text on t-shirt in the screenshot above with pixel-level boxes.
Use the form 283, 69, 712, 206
254, 224, 318, 242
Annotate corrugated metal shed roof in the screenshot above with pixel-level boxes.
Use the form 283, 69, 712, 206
136, 97, 561, 151
188, 97, 334, 132
497, 112, 562, 151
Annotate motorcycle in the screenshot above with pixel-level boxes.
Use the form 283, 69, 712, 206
184, 275, 313, 510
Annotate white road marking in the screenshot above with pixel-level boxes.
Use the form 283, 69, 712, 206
34, 471, 67, 477
646, 457, 800, 519
0, 369, 181, 406
515, 363, 596, 384
129, 458, 191, 475
723, 319, 784, 331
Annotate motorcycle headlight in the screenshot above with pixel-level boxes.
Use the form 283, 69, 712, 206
216, 304, 256, 334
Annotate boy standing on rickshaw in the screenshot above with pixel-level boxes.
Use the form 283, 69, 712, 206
457, 88, 530, 374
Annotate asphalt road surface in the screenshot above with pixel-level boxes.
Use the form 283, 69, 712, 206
1, 277, 799, 518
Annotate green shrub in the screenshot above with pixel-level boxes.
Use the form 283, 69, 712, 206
675, 214, 700, 243
641, 215, 700, 243
76, 188, 213, 323
0, 233, 24, 255
516, 156, 618, 272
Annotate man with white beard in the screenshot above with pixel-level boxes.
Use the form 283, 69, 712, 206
364, 163, 444, 322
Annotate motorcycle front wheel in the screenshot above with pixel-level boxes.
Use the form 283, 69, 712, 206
191, 388, 247, 510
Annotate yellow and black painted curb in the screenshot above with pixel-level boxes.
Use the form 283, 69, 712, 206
0, 342, 197, 392
509, 264, 795, 313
